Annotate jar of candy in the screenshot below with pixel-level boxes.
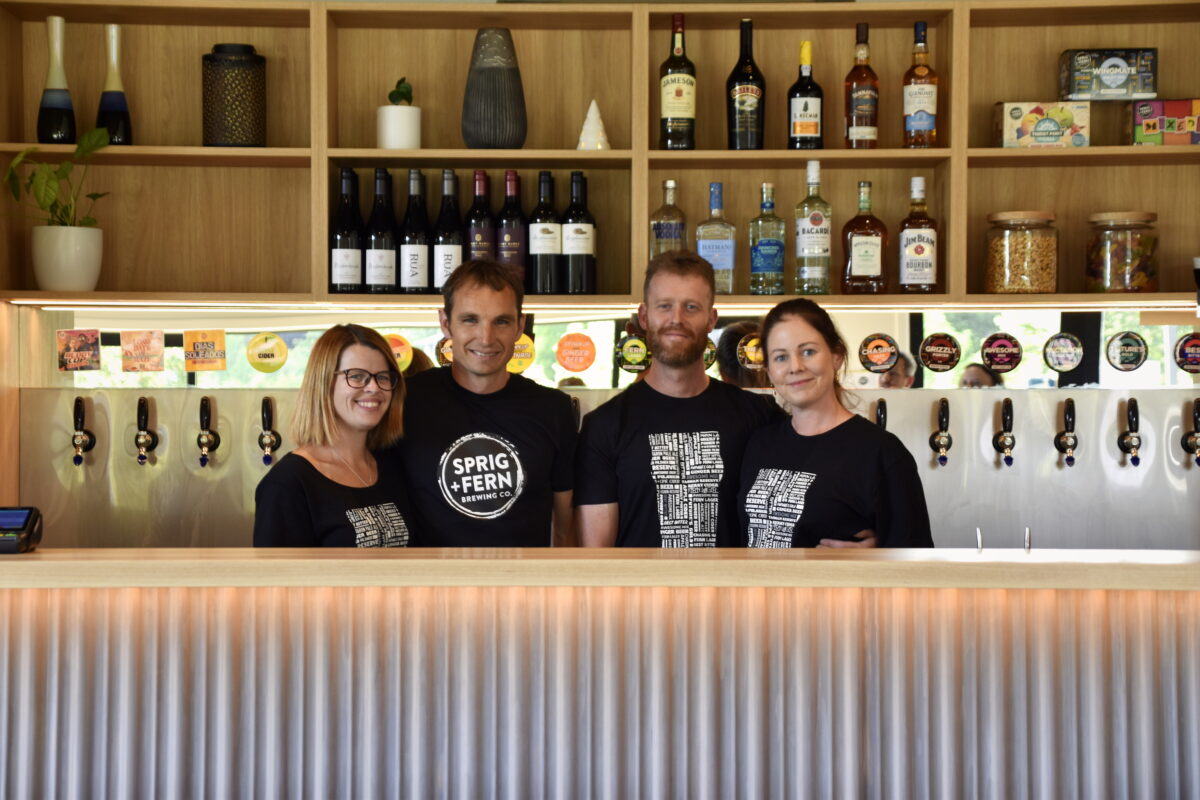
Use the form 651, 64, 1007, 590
1086, 212, 1158, 292
985, 211, 1058, 293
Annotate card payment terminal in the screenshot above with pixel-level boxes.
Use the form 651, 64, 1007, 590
0, 507, 43, 554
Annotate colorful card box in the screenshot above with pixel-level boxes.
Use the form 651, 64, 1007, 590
995, 101, 1091, 148
1059, 49, 1157, 101
1127, 99, 1200, 145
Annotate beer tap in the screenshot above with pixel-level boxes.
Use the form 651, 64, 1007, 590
928, 397, 952, 466
1054, 397, 1078, 467
134, 396, 158, 465
1181, 398, 1200, 468
992, 397, 1015, 467
196, 395, 220, 467
70, 396, 96, 466
1117, 398, 1142, 467
257, 397, 282, 466
875, 398, 887, 430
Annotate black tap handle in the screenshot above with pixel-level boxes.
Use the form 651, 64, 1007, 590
1193, 398, 1199, 431
262, 397, 274, 431
875, 399, 887, 430
200, 396, 212, 431
1127, 398, 1139, 434
938, 397, 949, 432
137, 396, 149, 431
74, 396, 86, 431
1064, 398, 1075, 433
1002, 397, 1013, 434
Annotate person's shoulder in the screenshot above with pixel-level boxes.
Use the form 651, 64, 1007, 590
256, 452, 314, 493
710, 381, 781, 416
843, 414, 911, 458
745, 414, 790, 448
404, 365, 448, 395
509, 373, 571, 405
583, 381, 641, 422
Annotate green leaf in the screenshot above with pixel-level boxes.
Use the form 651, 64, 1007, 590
388, 77, 413, 106
55, 161, 74, 180
5, 170, 17, 203
79, 216, 97, 227
86, 192, 109, 201
30, 164, 59, 210
74, 128, 110, 160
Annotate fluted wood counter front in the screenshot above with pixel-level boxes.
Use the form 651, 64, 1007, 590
2, 550, 1197, 798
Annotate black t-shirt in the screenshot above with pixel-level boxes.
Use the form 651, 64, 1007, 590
253, 452, 413, 547
397, 367, 577, 547
738, 414, 933, 548
575, 378, 782, 547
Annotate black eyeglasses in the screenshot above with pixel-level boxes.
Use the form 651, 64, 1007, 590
335, 369, 400, 391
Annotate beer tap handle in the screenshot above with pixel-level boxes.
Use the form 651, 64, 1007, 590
71, 396, 96, 466
1055, 397, 1078, 467
1118, 397, 1142, 467
134, 396, 158, 465
196, 395, 220, 467
1128, 397, 1139, 434
928, 397, 952, 466
875, 398, 887, 430
991, 397, 1015, 467
257, 396, 282, 466
1183, 398, 1200, 468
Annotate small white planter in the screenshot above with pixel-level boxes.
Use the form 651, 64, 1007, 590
376, 105, 421, 149
32, 226, 103, 292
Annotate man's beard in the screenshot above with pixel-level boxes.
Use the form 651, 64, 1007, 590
648, 324, 708, 368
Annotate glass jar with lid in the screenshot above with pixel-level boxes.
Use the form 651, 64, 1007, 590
985, 211, 1058, 293
1086, 211, 1158, 292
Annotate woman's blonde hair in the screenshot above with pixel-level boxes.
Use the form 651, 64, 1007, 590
291, 324, 405, 450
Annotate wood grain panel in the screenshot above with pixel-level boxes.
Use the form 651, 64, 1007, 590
20, 20, 309, 146
0, 302, 17, 503
0, 6, 20, 142
334, 26, 632, 150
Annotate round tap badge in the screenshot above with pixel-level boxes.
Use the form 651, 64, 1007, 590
703, 338, 717, 370
736, 333, 765, 371
1043, 332, 1084, 373
981, 332, 1023, 373
506, 333, 536, 374
918, 332, 961, 373
384, 333, 414, 372
1174, 331, 1200, 374
435, 337, 454, 366
555, 332, 596, 373
437, 432, 526, 520
616, 333, 651, 373
858, 333, 899, 374
246, 332, 288, 373
1106, 331, 1148, 372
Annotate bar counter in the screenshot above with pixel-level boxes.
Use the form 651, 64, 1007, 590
2, 549, 1198, 798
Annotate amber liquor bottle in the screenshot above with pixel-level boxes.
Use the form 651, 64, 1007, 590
902, 21, 938, 148
898, 176, 938, 293
841, 180, 888, 294
843, 23, 879, 149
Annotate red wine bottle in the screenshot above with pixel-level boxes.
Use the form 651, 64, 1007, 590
528, 171, 562, 295
329, 167, 363, 293
400, 169, 432, 294
434, 169, 465, 291
365, 168, 397, 294
465, 169, 495, 261
562, 171, 596, 294
496, 170, 527, 279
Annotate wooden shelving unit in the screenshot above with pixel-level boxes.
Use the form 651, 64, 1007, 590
0, 0, 1195, 309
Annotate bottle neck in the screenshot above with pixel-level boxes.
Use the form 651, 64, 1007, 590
855, 43, 870, 65
912, 42, 929, 66
473, 175, 488, 200
672, 31, 685, 56
806, 180, 821, 197
571, 181, 587, 206
504, 177, 519, 200
664, 187, 677, 206
739, 24, 753, 61
538, 180, 554, 204
858, 187, 872, 213
104, 25, 124, 92
909, 196, 928, 214
761, 189, 775, 212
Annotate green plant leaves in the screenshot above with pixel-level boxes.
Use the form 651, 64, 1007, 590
79, 216, 97, 227
86, 192, 108, 201
31, 164, 58, 211
75, 127, 110, 159
4, 132, 108, 225
388, 77, 413, 106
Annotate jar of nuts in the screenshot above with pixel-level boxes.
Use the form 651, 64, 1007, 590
985, 211, 1058, 293
1086, 212, 1158, 292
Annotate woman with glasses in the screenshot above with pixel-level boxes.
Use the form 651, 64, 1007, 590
254, 324, 413, 547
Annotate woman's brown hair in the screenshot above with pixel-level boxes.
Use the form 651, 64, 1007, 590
760, 297, 853, 409
291, 324, 405, 450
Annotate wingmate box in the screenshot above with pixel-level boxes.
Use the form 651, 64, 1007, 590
1127, 99, 1200, 145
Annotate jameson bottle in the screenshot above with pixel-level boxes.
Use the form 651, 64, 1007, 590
496, 170, 527, 279
465, 170, 495, 260
726, 19, 765, 150
788, 40, 822, 150
433, 169, 464, 291
902, 21, 938, 148
696, 182, 736, 295
649, 179, 687, 256
399, 169, 432, 294
898, 176, 938, 292
844, 23, 879, 149
659, 13, 696, 150
527, 170, 562, 294
364, 168, 397, 294
329, 167, 363, 293
749, 182, 784, 295
842, 180, 888, 294
562, 171, 596, 294
793, 160, 832, 294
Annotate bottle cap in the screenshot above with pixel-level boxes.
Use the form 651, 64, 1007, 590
806, 160, 820, 183
914, 21, 927, 42
856, 23, 869, 44
799, 40, 812, 65
442, 168, 454, 180
672, 13, 684, 30
859, 180, 871, 189
664, 179, 677, 189
708, 182, 723, 208
911, 176, 925, 198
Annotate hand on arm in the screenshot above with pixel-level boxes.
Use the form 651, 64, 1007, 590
818, 529, 878, 549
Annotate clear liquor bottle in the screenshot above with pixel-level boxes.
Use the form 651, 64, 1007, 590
898, 176, 938, 292
696, 182, 736, 294
649, 179, 687, 257
902, 21, 938, 148
841, 180, 888, 294
793, 160, 832, 294
749, 182, 784, 295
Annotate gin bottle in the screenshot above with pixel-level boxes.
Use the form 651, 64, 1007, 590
696, 182, 736, 294
749, 182, 784, 295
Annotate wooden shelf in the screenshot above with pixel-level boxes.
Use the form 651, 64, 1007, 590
0, 143, 311, 167
968, 146, 1200, 168
327, 3, 633, 31
328, 148, 633, 168
0, 290, 317, 306
649, 149, 949, 169
0, 0, 311, 27
969, 0, 1200, 27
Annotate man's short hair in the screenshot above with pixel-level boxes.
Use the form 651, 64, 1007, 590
643, 250, 716, 303
442, 259, 525, 317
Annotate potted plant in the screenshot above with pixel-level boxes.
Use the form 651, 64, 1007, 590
4, 127, 109, 291
376, 77, 420, 149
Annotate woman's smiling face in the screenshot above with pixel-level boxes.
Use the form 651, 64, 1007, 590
766, 314, 844, 411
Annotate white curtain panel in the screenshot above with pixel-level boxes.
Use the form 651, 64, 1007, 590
1, 586, 1197, 799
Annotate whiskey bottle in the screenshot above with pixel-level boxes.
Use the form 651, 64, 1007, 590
649, 179, 687, 256
841, 180, 887, 294
793, 160, 831, 294
898, 176, 938, 292
843, 23, 879, 149
749, 182, 784, 295
659, 13, 696, 150
902, 21, 938, 148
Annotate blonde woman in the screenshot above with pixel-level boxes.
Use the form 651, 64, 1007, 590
254, 324, 412, 547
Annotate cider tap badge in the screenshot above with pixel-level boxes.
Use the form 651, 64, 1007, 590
384, 333, 414, 372
858, 333, 899, 374
1174, 331, 1200, 374
616, 333, 651, 373
981, 332, 1022, 373
556, 332, 597, 373
506, 333, 536, 374
703, 338, 717, 370
1106, 331, 1147, 372
435, 337, 454, 367
1043, 332, 1084, 373
437, 433, 526, 519
736, 333, 765, 371
246, 332, 288, 374
918, 332, 961, 372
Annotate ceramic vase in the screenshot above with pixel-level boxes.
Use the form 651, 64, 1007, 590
461, 28, 527, 149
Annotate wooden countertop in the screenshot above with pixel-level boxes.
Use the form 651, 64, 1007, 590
1, 548, 1198, 591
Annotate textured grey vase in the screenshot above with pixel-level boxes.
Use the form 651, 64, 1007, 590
461, 28, 527, 149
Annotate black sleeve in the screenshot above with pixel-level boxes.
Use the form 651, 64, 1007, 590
875, 442, 934, 547
751, 389, 787, 426
573, 407, 618, 506
253, 466, 318, 547
551, 392, 578, 493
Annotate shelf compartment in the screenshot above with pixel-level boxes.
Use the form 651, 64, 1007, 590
0, 143, 311, 167
967, 145, 1200, 167
329, 148, 633, 168
649, 149, 949, 169
0, 1, 310, 27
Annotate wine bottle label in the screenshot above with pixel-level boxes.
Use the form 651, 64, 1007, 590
697, 239, 734, 273
903, 85, 938, 132
797, 211, 831, 256
750, 238, 784, 274
434, 244, 462, 288
900, 228, 936, 285
331, 248, 362, 284
529, 222, 562, 255
468, 227, 495, 260
399, 245, 428, 288
497, 228, 527, 270
730, 84, 763, 133
563, 223, 595, 256
849, 235, 882, 276
789, 97, 821, 137
365, 249, 396, 286
661, 74, 697, 120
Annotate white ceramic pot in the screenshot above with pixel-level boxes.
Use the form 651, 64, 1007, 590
32, 226, 103, 291
376, 105, 421, 149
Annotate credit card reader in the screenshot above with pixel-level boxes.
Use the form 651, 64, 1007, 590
0, 507, 43, 554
